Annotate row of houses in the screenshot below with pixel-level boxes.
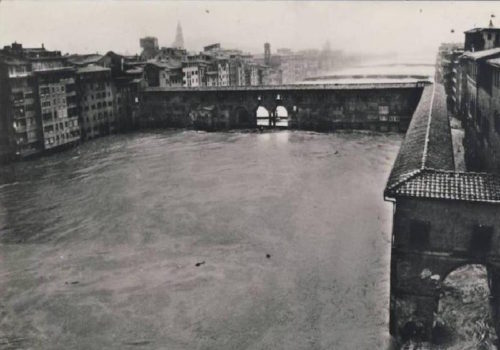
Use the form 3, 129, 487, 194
142, 42, 279, 88
437, 22, 500, 173
0, 36, 342, 162
0, 43, 142, 161
140, 35, 341, 89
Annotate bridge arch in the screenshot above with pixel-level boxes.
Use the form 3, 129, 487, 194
274, 105, 289, 128
256, 105, 270, 127
433, 264, 494, 346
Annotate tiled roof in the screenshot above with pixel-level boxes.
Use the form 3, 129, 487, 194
385, 83, 454, 191
67, 54, 103, 66
390, 169, 500, 203
461, 47, 500, 60
385, 82, 500, 203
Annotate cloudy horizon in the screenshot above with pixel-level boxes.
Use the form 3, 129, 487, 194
0, 1, 498, 60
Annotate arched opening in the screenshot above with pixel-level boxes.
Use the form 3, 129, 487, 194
256, 106, 270, 127
274, 106, 289, 127
433, 264, 496, 348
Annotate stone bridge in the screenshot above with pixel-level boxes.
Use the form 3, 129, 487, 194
139, 82, 427, 132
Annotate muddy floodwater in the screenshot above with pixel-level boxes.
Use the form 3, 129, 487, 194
0, 130, 403, 349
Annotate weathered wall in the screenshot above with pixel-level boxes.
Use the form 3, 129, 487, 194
138, 86, 424, 132
390, 197, 500, 342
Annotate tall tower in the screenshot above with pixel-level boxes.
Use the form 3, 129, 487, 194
172, 22, 184, 49
264, 43, 271, 66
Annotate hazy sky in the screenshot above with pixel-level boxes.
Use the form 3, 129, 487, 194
0, 1, 498, 58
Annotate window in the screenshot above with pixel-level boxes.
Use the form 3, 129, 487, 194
42, 101, 51, 108
409, 220, 431, 250
378, 105, 389, 115
470, 225, 493, 253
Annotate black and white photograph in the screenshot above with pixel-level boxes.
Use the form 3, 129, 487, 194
1, 1, 500, 349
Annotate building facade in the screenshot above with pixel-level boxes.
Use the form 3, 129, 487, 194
76, 66, 115, 140
35, 67, 80, 150
0, 43, 81, 160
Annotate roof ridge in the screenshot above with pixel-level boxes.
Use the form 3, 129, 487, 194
421, 83, 437, 169
385, 169, 423, 192
422, 167, 500, 177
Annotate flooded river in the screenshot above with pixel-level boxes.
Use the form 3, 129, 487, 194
0, 130, 402, 349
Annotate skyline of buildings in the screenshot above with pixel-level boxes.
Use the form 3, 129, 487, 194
4, 18, 500, 166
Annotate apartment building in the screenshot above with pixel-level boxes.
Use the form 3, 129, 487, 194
0, 43, 81, 159
76, 65, 115, 140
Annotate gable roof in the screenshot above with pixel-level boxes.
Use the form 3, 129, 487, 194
385, 84, 454, 190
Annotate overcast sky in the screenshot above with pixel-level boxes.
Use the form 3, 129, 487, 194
0, 1, 497, 59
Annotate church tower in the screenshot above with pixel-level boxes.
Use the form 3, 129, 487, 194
172, 22, 184, 49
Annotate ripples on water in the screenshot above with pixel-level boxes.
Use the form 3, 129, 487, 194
0, 130, 402, 349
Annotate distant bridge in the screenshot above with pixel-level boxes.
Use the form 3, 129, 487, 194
139, 82, 428, 131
